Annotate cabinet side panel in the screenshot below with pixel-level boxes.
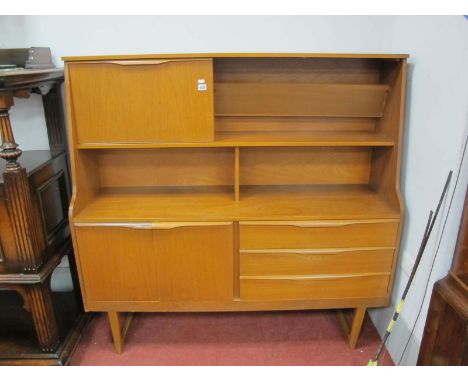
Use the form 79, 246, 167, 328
370, 60, 407, 211
370, 60, 407, 303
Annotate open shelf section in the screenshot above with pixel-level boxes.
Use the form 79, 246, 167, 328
74, 184, 400, 223
76, 130, 394, 149
215, 83, 390, 118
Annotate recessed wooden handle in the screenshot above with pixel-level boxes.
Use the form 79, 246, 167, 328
239, 247, 395, 255
75, 222, 232, 229
101, 59, 211, 66
240, 219, 398, 228
150, 222, 232, 229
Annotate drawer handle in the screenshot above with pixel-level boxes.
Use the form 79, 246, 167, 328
240, 219, 398, 228
240, 247, 395, 255
75, 222, 232, 229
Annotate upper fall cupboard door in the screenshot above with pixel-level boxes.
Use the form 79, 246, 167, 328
68, 59, 214, 143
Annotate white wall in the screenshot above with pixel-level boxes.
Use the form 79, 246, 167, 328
1, 15, 467, 365
372, 16, 468, 365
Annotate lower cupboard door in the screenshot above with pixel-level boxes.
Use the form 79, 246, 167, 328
75, 222, 234, 303
75, 225, 159, 302
153, 223, 234, 302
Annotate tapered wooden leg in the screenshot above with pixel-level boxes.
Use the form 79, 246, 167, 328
337, 307, 367, 349
349, 307, 366, 349
108, 312, 134, 353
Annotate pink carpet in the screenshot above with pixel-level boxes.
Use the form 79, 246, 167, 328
70, 310, 394, 366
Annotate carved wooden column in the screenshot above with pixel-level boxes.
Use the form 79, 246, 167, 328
42, 83, 66, 150
0, 94, 43, 272
0, 92, 59, 351
23, 278, 59, 352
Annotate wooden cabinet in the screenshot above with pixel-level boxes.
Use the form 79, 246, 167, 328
0, 62, 89, 365
63, 53, 409, 353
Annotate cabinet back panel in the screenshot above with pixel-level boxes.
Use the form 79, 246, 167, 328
97, 148, 234, 187
240, 147, 371, 185
69, 59, 214, 143
215, 83, 389, 117
214, 58, 381, 84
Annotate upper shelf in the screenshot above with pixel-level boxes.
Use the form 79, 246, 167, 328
76, 130, 394, 149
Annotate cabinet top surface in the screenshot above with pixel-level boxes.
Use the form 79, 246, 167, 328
62, 52, 409, 62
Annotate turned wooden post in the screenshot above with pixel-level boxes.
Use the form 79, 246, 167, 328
0, 93, 59, 351
0, 94, 43, 272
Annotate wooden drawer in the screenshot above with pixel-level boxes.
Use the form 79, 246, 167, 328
74, 221, 233, 303
240, 248, 395, 277
68, 59, 214, 144
240, 274, 390, 301
239, 220, 399, 249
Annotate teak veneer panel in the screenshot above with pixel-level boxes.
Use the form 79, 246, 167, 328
215, 83, 390, 117
215, 116, 376, 132
75, 226, 159, 302
154, 223, 234, 302
240, 274, 390, 301
97, 148, 234, 188
76, 130, 394, 149
239, 221, 399, 249
75, 223, 234, 304
73, 185, 400, 223
68, 59, 214, 144
214, 58, 382, 84
240, 248, 395, 277
240, 147, 372, 185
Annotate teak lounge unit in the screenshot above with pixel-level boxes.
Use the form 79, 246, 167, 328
63, 53, 408, 353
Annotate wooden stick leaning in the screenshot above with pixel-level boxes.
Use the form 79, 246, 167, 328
367, 170, 453, 366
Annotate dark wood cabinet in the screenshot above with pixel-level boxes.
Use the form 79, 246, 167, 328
0, 60, 90, 365
418, 186, 468, 365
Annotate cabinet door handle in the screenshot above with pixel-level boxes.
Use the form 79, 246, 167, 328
239, 219, 398, 228
75, 222, 232, 229
101, 59, 211, 66
150, 222, 232, 229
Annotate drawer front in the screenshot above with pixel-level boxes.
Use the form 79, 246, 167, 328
69, 59, 214, 144
240, 275, 390, 301
239, 220, 399, 249
240, 248, 395, 277
75, 225, 159, 302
